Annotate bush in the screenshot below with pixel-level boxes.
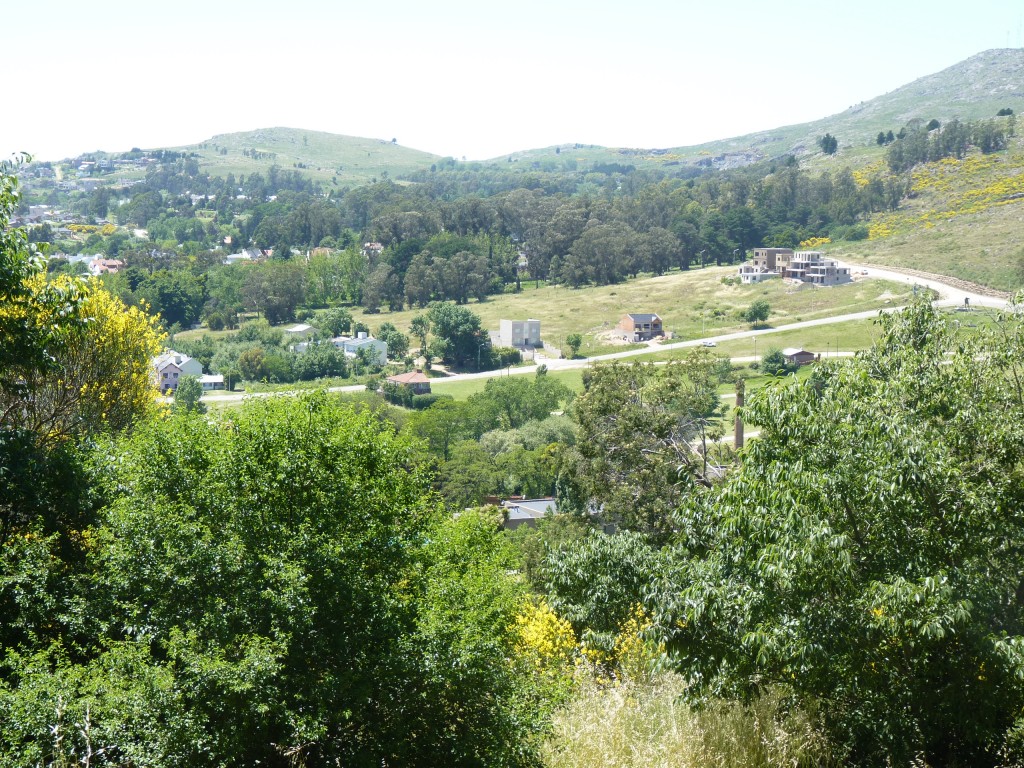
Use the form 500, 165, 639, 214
411, 393, 453, 410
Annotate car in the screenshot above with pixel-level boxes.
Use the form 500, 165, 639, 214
702, 340, 717, 347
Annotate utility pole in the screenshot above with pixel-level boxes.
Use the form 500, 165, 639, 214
734, 378, 745, 450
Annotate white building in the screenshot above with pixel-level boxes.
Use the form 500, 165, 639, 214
498, 319, 541, 349
153, 350, 204, 392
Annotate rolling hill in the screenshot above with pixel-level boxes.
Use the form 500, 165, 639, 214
499, 49, 1024, 172
171, 127, 441, 186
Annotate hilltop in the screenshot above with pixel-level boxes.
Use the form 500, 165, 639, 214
170, 126, 441, 186
501, 49, 1024, 171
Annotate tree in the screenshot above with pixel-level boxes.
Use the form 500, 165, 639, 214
558, 354, 724, 540
658, 301, 1024, 766
426, 302, 486, 369
377, 322, 409, 360
410, 314, 430, 354
741, 299, 770, 327
3, 281, 163, 446
466, 369, 573, 434
171, 374, 206, 415
564, 333, 583, 358
319, 306, 352, 336
0, 159, 86, 401
818, 133, 838, 155
758, 346, 793, 375
0, 395, 555, 766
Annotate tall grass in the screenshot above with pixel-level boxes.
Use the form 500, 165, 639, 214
541, 673, 833, 768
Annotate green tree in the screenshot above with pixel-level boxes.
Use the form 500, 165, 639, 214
758, 346, 793, 375
171, 375, 206, 415
564, 333, 583, 358
818, 133, 838, 155
410, 313, 430, 353
0, 395, 552, 766
741, 299, 770, 327
319, 305, 352, 336
426, 302, 486, 369
558, 354, 723, 540
659, 302, 1024, 766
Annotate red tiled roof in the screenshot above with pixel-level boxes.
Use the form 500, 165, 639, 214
388, 371, 431, 385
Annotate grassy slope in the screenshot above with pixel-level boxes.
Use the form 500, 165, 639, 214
501, 50, 1024, 172
346, 268, 914, 356
171, 127, 440, 186
834, 137, 1024, 291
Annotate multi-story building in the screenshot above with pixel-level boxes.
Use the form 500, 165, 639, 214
739, 248, 851, 286
498, 319, 542, 349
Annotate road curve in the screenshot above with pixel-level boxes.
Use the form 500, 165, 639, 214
200, 266, 1012, 401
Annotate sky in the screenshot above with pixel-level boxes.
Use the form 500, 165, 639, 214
4, 0, 1023, 162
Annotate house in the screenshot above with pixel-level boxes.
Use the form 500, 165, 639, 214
284, 323, 316, 339
738, 263, 780, 284
787, 251, 852, 286
222, 247, 263, 265
333, 333, 387, 365
152, 350, 204, 392
88, 256, 125, 275
618, 313, 664, 342
386, 369, 431, 395
498, 319, 541, 349
500, 498, 557, 530
361, 242, 384, 258
751, 247, 795, 272
200, 374, 225, 391
782, 348, 818, 366
738, 248, 851, 286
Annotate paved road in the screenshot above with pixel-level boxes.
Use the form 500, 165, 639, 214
200, 264, 1010, 402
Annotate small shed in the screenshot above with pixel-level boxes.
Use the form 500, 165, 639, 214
782, 348, 818, 366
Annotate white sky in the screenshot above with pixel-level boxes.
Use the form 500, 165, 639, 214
4, 0, 1022, 162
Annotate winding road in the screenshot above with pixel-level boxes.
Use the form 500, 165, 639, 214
200, 263, 1011, 404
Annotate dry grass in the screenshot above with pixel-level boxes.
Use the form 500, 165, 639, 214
542, 674, 833, 768
348, 270, 913, 356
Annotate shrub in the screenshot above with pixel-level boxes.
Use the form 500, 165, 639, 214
411, 393, 452, 410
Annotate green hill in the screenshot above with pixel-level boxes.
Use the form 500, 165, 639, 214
172, 126, 441, 186
497, 49, 1024, 172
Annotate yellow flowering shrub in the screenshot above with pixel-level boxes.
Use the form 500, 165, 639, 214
514, 599, 578, 680
613, 604, 665, 682
799, 236, 831, 249
4, 276, 165, 445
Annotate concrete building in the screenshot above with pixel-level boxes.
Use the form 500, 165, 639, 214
498, 319, 541, 349
739, 248, 851, 286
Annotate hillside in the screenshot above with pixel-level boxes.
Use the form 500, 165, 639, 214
834, 133, 1024, 292
499, 49, 1024, 172
171, 126, 441, 186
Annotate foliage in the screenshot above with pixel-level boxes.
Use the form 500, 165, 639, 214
3, 280, 163, 447
0, 395, 553, 766
545, 531, 663, 660
171, 375, 206, 415
467, 369, 573, 433
658, 302, 1024, 765
758, 347, 795, 376
818, 133, 838, 155
425, 302, 487, 368
741, 299, 770, 327
558, 354, 723, 540
564, 332, 583, 358
0, 160, 86, 402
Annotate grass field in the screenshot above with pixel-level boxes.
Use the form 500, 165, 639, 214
173, 127, 440, 187
345, 269, 914, 356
